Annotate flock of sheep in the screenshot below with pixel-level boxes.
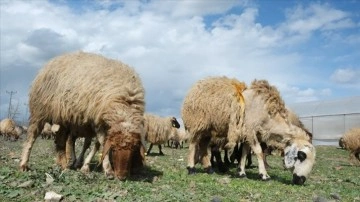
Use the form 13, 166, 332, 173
1, 51, 359, 185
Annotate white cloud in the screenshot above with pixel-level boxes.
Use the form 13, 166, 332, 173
330, 68, 360, 84
284, 3, 353, 34
0, 0, 358, 120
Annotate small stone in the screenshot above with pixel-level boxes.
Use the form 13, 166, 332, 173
17, 180, 34, 188
218, 177, 231, 185
330, 193, 341, 200
313, 196, 328, 202
44, 191, 63, 202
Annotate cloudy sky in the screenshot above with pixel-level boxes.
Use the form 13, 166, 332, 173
0, 0, 359, 123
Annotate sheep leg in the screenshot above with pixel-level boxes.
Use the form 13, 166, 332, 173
187, 141, 197, 174
355, 149, 360, 162
350, 149, 360, 165
20, 124, 39, 171
238, 143, 249, 177
212, 146, 228, 173
223, 148, 231, 166
96, 132, 113, 177
75, 137, 92, 169
146, 143, 153, 155
54, 130, 69, 170
250, 141, 270, 180
198, 138, 213, 174
246, 151, 252, 168
65, 134, 77, 169
158, 145, 164, 155
81, 140, 100, 173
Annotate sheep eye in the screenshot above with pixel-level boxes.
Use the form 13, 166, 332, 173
297, 151, 307, 162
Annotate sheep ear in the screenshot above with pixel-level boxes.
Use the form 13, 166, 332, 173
101, 139, 112, 163
284, 144, 298, 168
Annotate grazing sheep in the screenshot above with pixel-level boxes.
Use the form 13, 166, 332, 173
15, 125, 27, 138
20, 51, 146, 180
0, 118, 20, 141
340, 127, 360, 165
173, 129, 190, 149
182, 77, 316, 185
144, 114, 180, 155
41, 122, 60, 139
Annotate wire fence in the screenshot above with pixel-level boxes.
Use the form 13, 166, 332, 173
299, 113, 360, 146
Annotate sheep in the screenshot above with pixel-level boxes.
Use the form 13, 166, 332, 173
41, 122, 60, 139
171, 129, 190, 149
0, 118, 20, 141
15, 125, 27, 138
182, 76, 316, 185
143, 114, 180, 155
340, 127, 360, 165
20, 51, 146, 180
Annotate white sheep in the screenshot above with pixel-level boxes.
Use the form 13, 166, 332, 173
169, 128, 189, 149
144, 113, 180, 155
182, 77, 316, 185
20, 51, 146, 180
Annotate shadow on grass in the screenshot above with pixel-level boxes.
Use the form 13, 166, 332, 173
145, 153, 166, 157
86, 163, 163, 183
129, 165, 163, 183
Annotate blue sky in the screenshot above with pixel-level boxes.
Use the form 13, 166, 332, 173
0, 0, 359, 123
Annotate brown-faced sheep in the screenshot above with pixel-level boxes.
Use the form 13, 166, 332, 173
182, 77, 316, 185
0, 118, 20, 141
144, 114, 180, 155
20, 51, 146, 180
340, 127, 360, 165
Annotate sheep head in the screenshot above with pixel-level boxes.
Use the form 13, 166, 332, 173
102, 131, 144, 180
283, 139, 316, 185
171, 117, 180, 128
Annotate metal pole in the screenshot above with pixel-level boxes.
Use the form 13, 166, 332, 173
6, 90, 17, 118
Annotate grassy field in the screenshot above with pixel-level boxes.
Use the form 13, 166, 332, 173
0, 137, 359, 202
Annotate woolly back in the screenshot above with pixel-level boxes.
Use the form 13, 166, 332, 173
182, 76, 247, 137
249, 80, 287, 118
29, 51, 145, 126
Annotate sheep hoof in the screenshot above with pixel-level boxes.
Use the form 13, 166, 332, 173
106, 172, 115, 180
80, 165, 90, 173
259, 174, 270, 181
187, 167, 196, 175
238, 173, 247, 178
20, 165, 30, 172
205, 167, 214, 174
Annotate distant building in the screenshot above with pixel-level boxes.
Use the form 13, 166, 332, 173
288, 96, 360, 146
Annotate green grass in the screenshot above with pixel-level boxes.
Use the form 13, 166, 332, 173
0, 138, 359, 202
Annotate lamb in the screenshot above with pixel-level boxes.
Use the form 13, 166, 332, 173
182, 76, 316, 185
340, 127, 360, 165
20, 51, 146, 180
144, 114, 180, 155
0, 118, 20, 141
